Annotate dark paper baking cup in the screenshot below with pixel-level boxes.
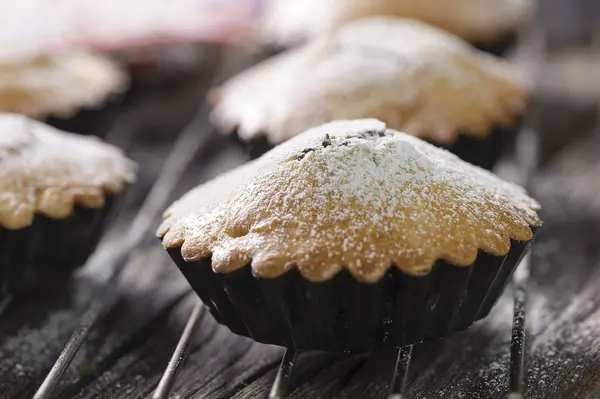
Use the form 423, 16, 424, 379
44, 94, 128, 139
233, 121, 520, 170
166, 233, 534, 353
230, 133, 274, 161
473, 33, 518, 57
450, 122, 519, 170
266, 35, 517, 58
0, 195, 121, 301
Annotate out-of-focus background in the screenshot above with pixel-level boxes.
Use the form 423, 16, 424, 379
0, 1, 599, 398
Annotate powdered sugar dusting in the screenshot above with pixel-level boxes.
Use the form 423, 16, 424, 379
159, 119, 541, 282
0, 114, 136, 229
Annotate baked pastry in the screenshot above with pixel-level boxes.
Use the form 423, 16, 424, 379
210, 18, 530, 169
0, 114, 136, 299
159, 119, 541, 352
0, 53, 126, 119
261, 0, 534, 55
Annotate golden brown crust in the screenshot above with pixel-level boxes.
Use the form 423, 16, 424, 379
261, 0, 534, 46
0, 53, 126, 118
211, 18, 531, 146
0, 114, 137, 229
159, 119, 541, 283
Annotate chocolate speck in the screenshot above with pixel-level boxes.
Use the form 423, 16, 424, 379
297, 147, 315, 160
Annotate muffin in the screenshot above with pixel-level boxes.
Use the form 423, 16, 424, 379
0, 53, 126, 120
159, 119, 541, 352
261, 0, 534, 55
210, 18, 530, 169
0, 114, 136, 300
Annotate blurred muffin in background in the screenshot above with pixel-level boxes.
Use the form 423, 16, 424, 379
261, 0, 534, 55
0, 1, 127, 132
0, 53, 126, 119
210, 18, 530, 169
0, 113, 136, 301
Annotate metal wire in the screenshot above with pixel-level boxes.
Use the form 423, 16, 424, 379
0, 294, 13, 318
389, 345, 414, 399
504, 12, 547, 396
269, 348, 299, 399
33, 297, 107, 399
153, 300, 204, 399
508, 255, 530, 399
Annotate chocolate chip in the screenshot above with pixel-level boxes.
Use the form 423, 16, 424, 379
322, 134, 331, 147
297, 147, 315, 160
